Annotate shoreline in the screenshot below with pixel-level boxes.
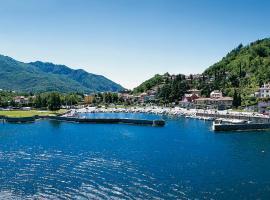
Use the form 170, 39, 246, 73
67, 106, 270, 122
2, 106, 270, 126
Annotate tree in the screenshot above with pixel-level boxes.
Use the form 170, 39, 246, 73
232, 89, 242, 108
34, 95, 43, 108
232, 90, 238, 107
47, 92, 61, 111
65, 94, 79, 106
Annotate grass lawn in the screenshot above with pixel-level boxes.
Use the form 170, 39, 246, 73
0, 109, 67, 117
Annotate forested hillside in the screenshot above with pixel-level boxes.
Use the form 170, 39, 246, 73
203, 38, 270, 105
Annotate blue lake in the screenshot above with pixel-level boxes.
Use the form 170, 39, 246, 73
1, 113, 270, 199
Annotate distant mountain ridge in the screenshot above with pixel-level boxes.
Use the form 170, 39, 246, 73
0, 55, 124, 93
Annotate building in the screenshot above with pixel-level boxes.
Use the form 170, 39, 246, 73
182, 93, 199, 103
194, 96, 233, 110
147, 89, 157, 95
188, 89, 201, 97
255, 83, 270, 98
179, 93, 199, 108
143, 95, 156, 103
84, 95, 94, 104
138, 93, 147, 104
14, 96, 29, 104
118, 93, 134, 102
210, 90, 223, 99
257, 101, 270, 113
194, 90, 232, 110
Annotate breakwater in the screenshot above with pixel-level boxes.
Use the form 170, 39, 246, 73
213, 123, 270, 131
4, 116, 36, 123
1, 115, 165, 127
48, 116, 165, 127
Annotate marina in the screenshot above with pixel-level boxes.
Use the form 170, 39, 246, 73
3, 106, 270, 131
65, 106, 270, 132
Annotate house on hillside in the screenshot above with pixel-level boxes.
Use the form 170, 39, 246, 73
257, 101, 270, 113
188, 89, 201, 97
144, 95, 156, 103
210, 90, 223, 99
147, 89, 157, 95
255, 83, 270, 98
182, 93, 199, 103
194, 90, 233, 110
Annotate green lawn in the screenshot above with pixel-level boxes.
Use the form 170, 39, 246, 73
0, 109, 67, 117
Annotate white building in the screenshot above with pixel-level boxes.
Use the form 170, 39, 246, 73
210, 90, 223, 99
256, 83, 270, 98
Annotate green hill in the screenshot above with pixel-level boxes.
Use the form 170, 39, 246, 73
0, 55, 124, 93
133, 74, 165, 94
203, 38, 270, 104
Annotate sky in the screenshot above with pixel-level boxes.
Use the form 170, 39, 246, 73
0, 0, 269, 89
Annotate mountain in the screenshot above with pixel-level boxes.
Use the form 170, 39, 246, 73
0, 55, 124, 93
203, 38, 270, 102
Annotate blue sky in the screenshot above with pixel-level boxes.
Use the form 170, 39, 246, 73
0, 0, 269, 89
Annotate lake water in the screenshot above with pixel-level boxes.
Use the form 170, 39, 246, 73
1, 113, 270, 199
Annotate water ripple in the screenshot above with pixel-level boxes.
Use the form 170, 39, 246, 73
0, 149, 189, 199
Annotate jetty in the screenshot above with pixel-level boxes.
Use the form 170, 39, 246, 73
5, 116, 36, 123
48, 116, 165, 127
1, 115, 165, 127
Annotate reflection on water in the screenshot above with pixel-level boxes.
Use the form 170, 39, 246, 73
0, 113, 270, 199
49, 120, 62, 129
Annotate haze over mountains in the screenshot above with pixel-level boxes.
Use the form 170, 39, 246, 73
0, 55, 124, 93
